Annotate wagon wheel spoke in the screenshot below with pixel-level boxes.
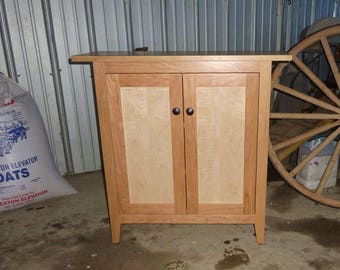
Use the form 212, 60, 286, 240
320, 36, 340, 90
316, 140, 340, 195
289, 127, 340, 177
272, 120, 340, 151
271, 113, 340, 119
273, 83, 340, 113
292, 55, 340, 106
270, 25, 340, 208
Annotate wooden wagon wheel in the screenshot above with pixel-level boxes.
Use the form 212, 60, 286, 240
270, 24, 340, 207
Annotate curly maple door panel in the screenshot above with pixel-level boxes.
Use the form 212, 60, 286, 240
121, 86, 174, 203
183, 74, 259, 215
106, 74, 186, 215
196, 86, 246, 203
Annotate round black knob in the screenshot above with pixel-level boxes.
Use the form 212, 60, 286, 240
186, 107, 194, 116
172, 107, 181, 115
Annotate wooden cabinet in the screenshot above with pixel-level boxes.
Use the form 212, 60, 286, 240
71, 52, 291, 244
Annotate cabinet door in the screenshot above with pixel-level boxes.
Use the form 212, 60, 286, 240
106, 74, 186, 215
183, 74, 259, 215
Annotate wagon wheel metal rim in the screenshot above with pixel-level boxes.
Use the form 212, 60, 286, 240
270, 24, 340, 207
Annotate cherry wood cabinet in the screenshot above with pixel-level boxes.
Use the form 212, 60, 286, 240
71, 52, 291, 244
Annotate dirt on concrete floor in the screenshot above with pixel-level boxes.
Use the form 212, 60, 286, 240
1, 171, 340, 270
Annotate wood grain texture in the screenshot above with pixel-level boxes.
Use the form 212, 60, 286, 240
321, 36, 340, 90
125, 203, 175, 215
254, 62, 272, 244
272, 120, 340, 151
184, 74, 258, 215
198, 204, 244, 215
271, 113, 340, 119
169, 75, 187, 214
243, 74, 259, 214
120, 85, 174, 204
107, 74, 185, 215
121, 214, 256, 224
93, 63, 121, 243
293, 55, 340, 107
105, 74, 131, 213
183, 75, 199, 214
86, 56, 281, 244
103, 61, 261, 74
273, 83, 340, 113
71, 52, 291, 62
196, 85, 245, 204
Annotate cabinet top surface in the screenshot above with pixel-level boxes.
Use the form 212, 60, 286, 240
71, 51, 292, 62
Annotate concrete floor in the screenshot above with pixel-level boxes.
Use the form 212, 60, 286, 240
1, 170, 340, 270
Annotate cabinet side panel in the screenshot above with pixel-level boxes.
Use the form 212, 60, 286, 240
120, 86, 174, 203
196, 86, 246, 204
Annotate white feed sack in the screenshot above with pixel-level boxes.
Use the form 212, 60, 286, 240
0, 74, 76, 212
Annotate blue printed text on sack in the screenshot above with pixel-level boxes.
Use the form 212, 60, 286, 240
0, 168, 30, 182
0, 155, 38, 171
0, 155, 37, 182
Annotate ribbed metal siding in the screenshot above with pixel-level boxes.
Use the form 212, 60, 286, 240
0, 1, 9, 77
0, 34, 8, 76
0, 0, 339, 175
1, 0, 67, 173
49, 0, 101, 174
92, 0, 129, 51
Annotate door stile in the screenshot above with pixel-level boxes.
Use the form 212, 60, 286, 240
105, 74, 131, 213
183, 75, 199, 214
169, 75, 187, 214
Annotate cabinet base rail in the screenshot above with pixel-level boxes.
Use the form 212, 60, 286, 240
108, 214, 265, 244
120, 214, 256, 223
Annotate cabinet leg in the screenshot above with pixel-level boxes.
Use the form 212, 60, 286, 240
254, 221, 265, 244
110, 219, 121, 244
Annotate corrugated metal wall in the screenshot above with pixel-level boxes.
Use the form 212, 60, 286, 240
0, 0, 339, 175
